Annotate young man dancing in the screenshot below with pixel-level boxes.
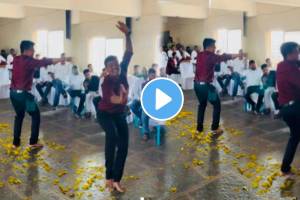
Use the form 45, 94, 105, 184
194, 38, 241, 135
10, 40, 67, 149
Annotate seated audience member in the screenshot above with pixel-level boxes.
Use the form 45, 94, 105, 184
151, 63, 159, 76
83, 69, 100, 118
261, 64, 277, 115
141, 66, 148, 80
7, 48, 16, 78
168, 45, 176, 58
141, 68, 157, 140
35, 57, 53, 105
217, 61, 231, 95
166, 52, 181, 84
50, 53, 72, 109
92, 69, 106, 116
33, 54, 41, 80
133, 65, 143, 78
0, 49, 7, 60
87, 64, 94, 75
130, 68, 156, 141
227, 49, 247, 99
68, 65, 85, 118
186, 46, 192, 55
244, 60, 264, 114
0, 53, 6, 67
266, 58, 273, 68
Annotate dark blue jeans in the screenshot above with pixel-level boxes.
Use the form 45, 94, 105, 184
231, 72, 244, 97
129, 99, 142, 119
52, 79, 67, 107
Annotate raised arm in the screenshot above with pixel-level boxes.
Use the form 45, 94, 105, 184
116, 21, 133, 74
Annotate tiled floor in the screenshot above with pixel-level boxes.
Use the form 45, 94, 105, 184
0, 91, 299, 200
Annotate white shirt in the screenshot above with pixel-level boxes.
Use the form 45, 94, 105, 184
0, 55, 6, 65
98, 77, 104, 97
228, 57, 248, 74
160, 51, 168, 69
168, 50, 174, 58
244, 69, 262, 87
191, 50, 198, 65
220, 62, 230, 75
38, 67, 51, 82
53, 62, 73, 83
6, 54, 14, 69
69, 74, 84, 90
176, 50, 182, 60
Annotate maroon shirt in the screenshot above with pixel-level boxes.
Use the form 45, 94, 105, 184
10, 55, 53, 91
195, 51, 232, 83
276, 60, 300, 105
98, 51, 133, 113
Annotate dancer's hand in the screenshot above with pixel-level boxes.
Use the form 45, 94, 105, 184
116, 21, 130, 35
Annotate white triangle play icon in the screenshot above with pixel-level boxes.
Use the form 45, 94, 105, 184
155, 88, 172, 110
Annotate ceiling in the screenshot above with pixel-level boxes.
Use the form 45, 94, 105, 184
0, 0, 299, 20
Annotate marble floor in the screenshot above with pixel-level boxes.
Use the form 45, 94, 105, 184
0, 91, 299, 200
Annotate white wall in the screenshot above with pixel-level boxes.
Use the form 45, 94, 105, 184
164, 9, 244, 48
0, 7, 72, 56
247, 3, 300, 65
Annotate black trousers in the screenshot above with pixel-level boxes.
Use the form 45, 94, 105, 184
245, 86, 264, 112
281, 102, 300, 173
10, 91, 40, 146
67, 89, 86, 115
97, 111, 129, 182
36, 81, 52, 103
217, 74, 231, 93
272, 92, 280, 110
194, 82, 221, 132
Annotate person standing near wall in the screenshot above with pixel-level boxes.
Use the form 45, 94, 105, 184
10, 40, 67, 149
276, 42, 300, 176
97, 21, 133, 193
194, 38, 240, 135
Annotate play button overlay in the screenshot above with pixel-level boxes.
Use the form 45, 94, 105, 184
141, 78, 184, 121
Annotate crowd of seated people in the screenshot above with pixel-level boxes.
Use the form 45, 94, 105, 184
216, 52, 280, 117
162, 43, 201, 85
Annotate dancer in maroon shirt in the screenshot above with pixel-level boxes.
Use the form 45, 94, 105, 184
10, 40, 67, 149
194, 38, 241, 135
276, 42, 300, 175
97, 21, 133, 193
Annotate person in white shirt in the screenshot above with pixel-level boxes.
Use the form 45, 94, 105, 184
168, 45, 176, 58
160, 46, 169, 74
244, 60, 264, 114
83, 68, 100, 118
217, 61, 231, 95
35, 55, 53, 105
50, 53, 72, 108
0, 53, 9, 87
191, 45, 200, 66
228, 49, 248, 98
6, 48, 16, 80
67, 65, 85, 118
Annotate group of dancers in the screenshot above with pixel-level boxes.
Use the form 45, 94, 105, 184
7, 21, 300, 193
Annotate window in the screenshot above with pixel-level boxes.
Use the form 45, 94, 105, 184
270, 31, 300, 64
217, 29, 242, 54
89, 38, 124, 75
36, 30, 64, 58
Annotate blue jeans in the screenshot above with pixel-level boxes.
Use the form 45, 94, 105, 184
129, 99, 142, 119
129, 99, 150, 134
52, 79, 67, 107
231, 72, 244, 97
141, 111, 150, 134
